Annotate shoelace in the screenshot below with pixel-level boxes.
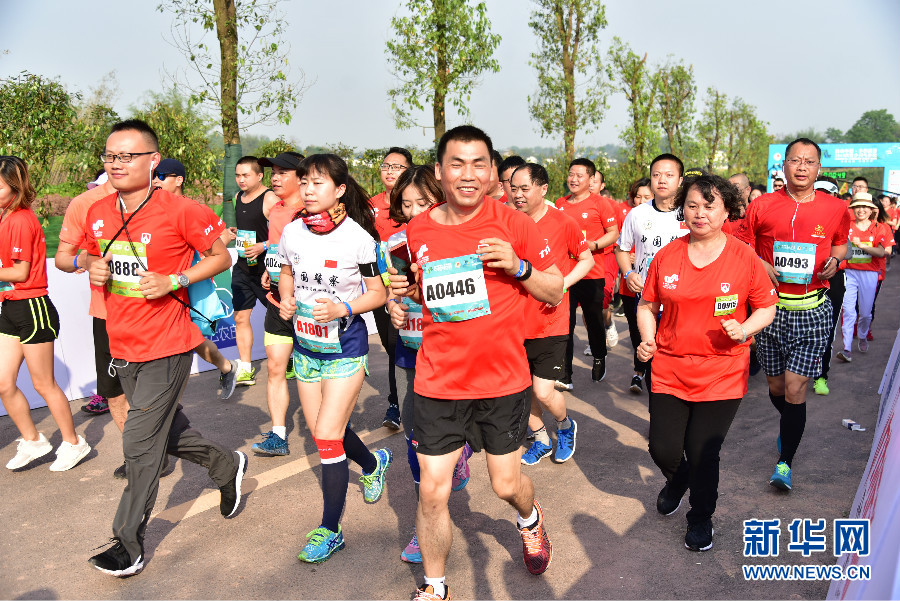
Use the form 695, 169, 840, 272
520, 523, 544, 555
307, 528, 329, 545
776, 464, 790, 476
90, 537, 120, 552
88, 394, 105, 404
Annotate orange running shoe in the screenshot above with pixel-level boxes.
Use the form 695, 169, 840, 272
519, 500, 552, 575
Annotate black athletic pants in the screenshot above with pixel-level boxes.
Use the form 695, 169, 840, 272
563, 278, 606, 381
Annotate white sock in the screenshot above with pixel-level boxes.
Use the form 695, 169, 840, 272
517, 506, 538, 529
272, 426, 287, 440
533, 426, 551, 446
239, 361, 251, 372
424, 576, 446, 597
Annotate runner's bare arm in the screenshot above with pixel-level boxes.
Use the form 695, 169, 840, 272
564, 248, 594, 291
817, 243, 847, 280
0, 259, 30, 283
477, 237, 563, 304
312, 275, 388, 323
636, 298, 660, 362
136, 238, 232, 300
85, 252, 112, 288
262, 190, 280, 219
720, 304, 776, 343
278, 265, 296, 320
588, 223, 619, 252
54, 240, 88, 274
615, 245, 643, 293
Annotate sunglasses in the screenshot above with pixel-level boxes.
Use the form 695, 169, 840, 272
153, 171, 179, 180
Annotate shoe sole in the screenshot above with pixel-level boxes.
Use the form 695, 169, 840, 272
658, 498, 683, 516
49, 443, 91, 472
685, 528, 715, 552
6, 445, 53, 470
382, 420, 401, 430
401, 551, 423, 563
592, 370, 607, 383
81, 407, 110, 414
769, 477, 792, 491
521, 451, 552, 466
91, 558, 145, 577
554, 421, 577, 463
251, 446, 290, 456
629, 384, 642, 394
224, 452, 247, 518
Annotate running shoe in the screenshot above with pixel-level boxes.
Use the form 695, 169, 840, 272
236, 366, 256, 386
583, 344, 592, 356
554, 419, 577, 463
81, 394, 110, 415
251, 430, 290, 456
114, 463, 127, 480
629, 375, 643, 394
684, 519, 714, 552
769, 461, 792, 491
521, 440, 553, 466
382, 404, 401, 430
656, 483, 686, 516
606, 323, 619, 348
220, 451, 247, 517
867, 330, 874, 341
360, 448, 392, 503
298, 526, 345, 563
219, 360, 238, 400
554, 379, 574, 392
401, 530, 422, 563
285, 356, 296, 381
519, 500, 552, 575
591, 358, 607, 382
451, 443, 472, 491
858, 338, 869, 353
413, 584, 451, 601
49, 435, 91, 471
813, 377, 830, 396
836, 350, 852, 363
89, 538, 144, 577
6, 433, 52, 470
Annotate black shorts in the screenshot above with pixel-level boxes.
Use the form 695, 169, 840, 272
0, 296, 60, 344
263, 301, 294, 338
412, 389, 529, 456
231, 267, 268, 312
93, 317, 124, 398
525, 335, 568, 381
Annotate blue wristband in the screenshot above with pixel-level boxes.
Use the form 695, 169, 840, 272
73, 254, 79, 270
624, 269, 634, 279
342, 301, 353, 317
515, 259, 526, 279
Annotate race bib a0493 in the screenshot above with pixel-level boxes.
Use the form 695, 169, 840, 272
773, 241, 816, 284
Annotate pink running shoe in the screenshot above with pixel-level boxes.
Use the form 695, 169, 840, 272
452, 443, 473, 491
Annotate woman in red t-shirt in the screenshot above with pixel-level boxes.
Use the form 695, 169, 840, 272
636, 175, 777, 552
0, 156, 91, 472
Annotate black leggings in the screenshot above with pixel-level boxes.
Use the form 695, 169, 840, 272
564, 278, 606, 379
621, 294, 649, 375
648, 392, 741, 525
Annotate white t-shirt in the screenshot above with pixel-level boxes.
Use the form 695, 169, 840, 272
617, 200, 690, 281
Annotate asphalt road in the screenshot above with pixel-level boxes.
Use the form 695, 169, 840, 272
1, 267, 895, 600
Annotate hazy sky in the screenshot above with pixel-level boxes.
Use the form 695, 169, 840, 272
3, 0, 899, 152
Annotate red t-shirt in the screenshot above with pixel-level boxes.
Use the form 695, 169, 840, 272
888, 207, 900, 231
554, 193, 617, 278
268, 200, 303, 245
59, 180, 118, 319
735, 190, 851, 296
370, 191, 404, 243
84, 190, 226, 362
407, 199, 556, 399
843, 221, 890, 273
614, 201, 629, 228
642, 235, 777, 402
0, 208, 47, 301
525, 207, 587, 339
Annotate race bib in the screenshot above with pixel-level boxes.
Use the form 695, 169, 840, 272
422, 254, 490, 323
0, 259, 10, 293
265, 244, 281, 283
849, 241, 873, 264
714, 294, 739, 316
399, 300, 424, 349
101, 239, 146, 297
236, 229, 256, 258
772, 241, 816, 284
294, 303, 342, 354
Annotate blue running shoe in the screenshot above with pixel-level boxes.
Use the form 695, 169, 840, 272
521, 441, 553, 466
769, 461, 792, 491
360, 448, 392, 503
401, 530, 422, 563
298, 526, 344, 563
554, 419, 577, 463
251, 431, 290, 456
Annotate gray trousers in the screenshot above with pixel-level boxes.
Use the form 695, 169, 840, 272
112, 352, 237, 561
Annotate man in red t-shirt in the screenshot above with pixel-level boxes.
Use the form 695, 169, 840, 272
390, 126, 562, 599
499, 154, 526, 203
511, 163, 593, 467
736, 138, 850, 492
83, 120, 247, 577
554, 158, 617, 386
370, 147, 412, 430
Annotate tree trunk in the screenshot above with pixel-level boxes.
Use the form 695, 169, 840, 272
561, 4, 576, 163
214, 0, 240, 228
433, 8, 447, 147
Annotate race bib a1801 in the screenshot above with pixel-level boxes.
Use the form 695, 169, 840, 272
294, 303, 342, 354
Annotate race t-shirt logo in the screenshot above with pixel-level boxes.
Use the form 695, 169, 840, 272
415, 243, 430, 266
539, 238, 551, 258
721, 282, 731, 293
812, 224, 826, 238
582, 212, 589, 219
92, 219, 104, 236
140, 233, 151, 244
663, 273, 679, 289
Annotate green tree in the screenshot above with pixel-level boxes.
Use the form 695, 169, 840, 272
722, 98, 769, 181
385, 0, 501, 144
159, 0, 308, 225
695, 87, 728, 172
607, 38, 659, 182
527, 0, 609, 164
0, 72, 78, 216
844, 109, 900, 143
654, 59, 695, 158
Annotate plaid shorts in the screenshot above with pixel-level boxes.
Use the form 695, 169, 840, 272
291, 351, 368, 383
755, 297, 832, 379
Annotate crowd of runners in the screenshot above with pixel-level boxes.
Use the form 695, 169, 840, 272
1, 119, 899, 600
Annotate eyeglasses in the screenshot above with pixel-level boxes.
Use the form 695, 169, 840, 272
100, 152, 155, 164
380, 163, 408, 173
153, 171, 177, 180
784, 158, 819, 168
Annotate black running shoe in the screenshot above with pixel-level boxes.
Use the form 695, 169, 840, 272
656, 483, 686, 516
220, 451, 247, 517
592, 358, 607, 382
89, 539, 144, 577
629, 375, 643, 394
382, 404, 401, 430
685, 519, 714, 552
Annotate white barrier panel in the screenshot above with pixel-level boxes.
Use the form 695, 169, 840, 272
827, 328, 900, 600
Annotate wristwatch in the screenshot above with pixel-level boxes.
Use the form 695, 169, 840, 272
176, 272, 190, 289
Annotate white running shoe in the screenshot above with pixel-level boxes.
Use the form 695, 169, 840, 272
606, 323, 619, 348
49, 435, 91, 471
583, 345, 592, 356
6, 433, 53, 470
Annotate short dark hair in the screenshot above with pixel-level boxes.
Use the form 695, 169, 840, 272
785, 137, 822, 160
599, 189, 612, 198
110, 119, 159, 151
383, 146, 413, 166
389, 165, 444, 225
852, 176, 869, 185
649, 153, 684, 177
596, 170, 605, 184
498, 155, 526, 176
237, 155, 263, 175
436, 125, 493, 164
568, 158, 597, 177
675, 174, 744, 222
628, 177, 651, 201
511, 163, 549, 188
491, 150, 503, 169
